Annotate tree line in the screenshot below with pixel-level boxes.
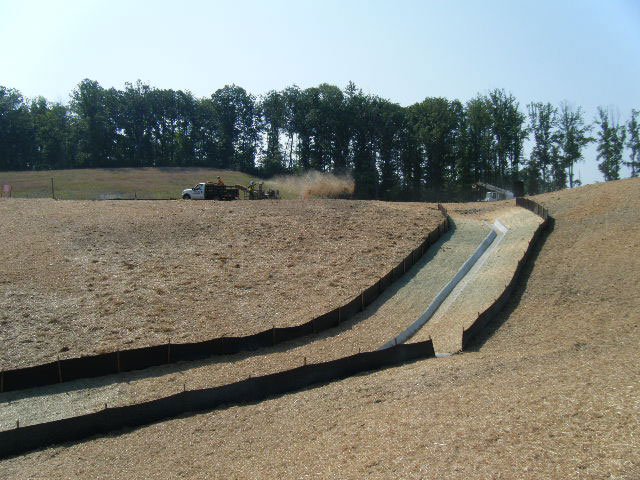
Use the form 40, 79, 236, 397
1, 80, 638, 200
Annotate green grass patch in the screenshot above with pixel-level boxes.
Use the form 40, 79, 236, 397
0, 168, 296, 200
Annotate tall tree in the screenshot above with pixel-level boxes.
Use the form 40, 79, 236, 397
30, 97, 71, 170
210, 85, 259, 173
375, 100, 405, 200
0, 86, 34, 170
147, 88, 175, 166
460, 95, 494, 189
349, 90, 379, 198
488, 89, 526, 184
557, 103, 593, 188
280, 86, 309, 171
259, 90, 287, 177
174, 90, 200, 166
527, 102, 558, 192
408, 97, 462, 200
303, 84, 348, 173
625, 109, 640, 177
119, 81, 153, 167
70, 79, 119, 168
596, 106, 626, 181
197, 97, 222, 167
398, 125, 422, 200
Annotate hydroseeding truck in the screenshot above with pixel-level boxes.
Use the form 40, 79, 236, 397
181, 182, 239, 200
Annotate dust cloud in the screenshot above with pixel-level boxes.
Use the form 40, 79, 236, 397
272, 171, 354, 199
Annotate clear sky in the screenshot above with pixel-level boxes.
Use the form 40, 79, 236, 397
2, 0, 639, 183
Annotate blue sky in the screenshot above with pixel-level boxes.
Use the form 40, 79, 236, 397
2, 0, 639, 183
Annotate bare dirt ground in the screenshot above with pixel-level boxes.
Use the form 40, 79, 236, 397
0, 198, 441, 370
1, 178, 639, 479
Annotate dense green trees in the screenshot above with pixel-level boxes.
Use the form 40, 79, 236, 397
556, 103, 593, 188
596, 107, 627, 182
0, 79, 637, 199
525, 102, 594, 192
0, 87, 34, 171
625, 109, 640, 177
30, 97, 72, 170
527, 102, 558, 193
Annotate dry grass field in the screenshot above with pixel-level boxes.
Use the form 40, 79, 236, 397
0, 167, 284, 200
1, 178, 639, 479
0, 197, 441, 369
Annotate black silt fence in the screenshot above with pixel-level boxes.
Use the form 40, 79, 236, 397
392, 261, 405, 281
412, 245, 422, 264
379, 270, 394, 292
169, 341, 214, 362
362, 283, 380, 309
404, 252, 414, 271
0, 339, 436, 459
516, 196, 549, 221
61, 353, 119, 382
274, 323, 314, 344
2, 362, 60, 392
1, 207, 451, 393
313, 308, 340, 331
340, 295, 363, 321
118, 344, 169, 372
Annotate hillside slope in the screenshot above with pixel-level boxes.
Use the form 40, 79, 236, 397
1, 179, 638, 479
0, 198, 442, 369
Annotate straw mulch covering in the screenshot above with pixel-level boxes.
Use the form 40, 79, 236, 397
0, 198, 441, 370
1, 178, 639, 479
0, 208, 498, 427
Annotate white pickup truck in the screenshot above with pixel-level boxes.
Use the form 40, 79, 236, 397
182, 182, 239, 200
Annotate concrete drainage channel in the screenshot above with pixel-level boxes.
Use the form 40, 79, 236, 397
378, 219, 508, 355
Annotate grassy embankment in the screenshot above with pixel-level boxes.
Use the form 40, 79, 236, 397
0, 168, 294, 200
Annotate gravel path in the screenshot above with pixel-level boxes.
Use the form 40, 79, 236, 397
0, 212, 491, 429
